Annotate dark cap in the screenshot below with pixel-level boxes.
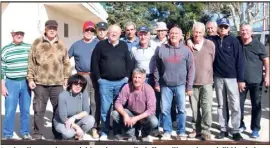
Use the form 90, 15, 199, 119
138, 25, 150, 32
96, 22, 108, 30
217, 18, 230, 26
45, 20, 58, 28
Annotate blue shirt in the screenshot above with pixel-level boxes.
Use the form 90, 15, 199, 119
121, 37, 139, 52
68, 39, 99, 72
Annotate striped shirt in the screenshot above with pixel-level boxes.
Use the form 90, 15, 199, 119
1, 42, 31, 79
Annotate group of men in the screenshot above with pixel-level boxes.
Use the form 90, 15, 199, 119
1, 17, 269, 142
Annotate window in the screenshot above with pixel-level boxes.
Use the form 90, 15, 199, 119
64, 23, 68, 37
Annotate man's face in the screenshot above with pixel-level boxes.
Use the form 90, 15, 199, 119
96, 28, 108, 40
138, 31, 150, 45
169, 28, 181, 45
157, 30, 168, 40
218, 24, 230, 36
193, 27, 204, 43
108, 26, 121, 43
12, 32, 24, 44
206, 22, 217, 36
132, 73, 145, 88
240, 25, 252, 40
83, 27, 95, 40
45, 26, 57, 38
125, 25, 136, 39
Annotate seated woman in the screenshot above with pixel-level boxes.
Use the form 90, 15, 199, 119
53, 74, 95, 140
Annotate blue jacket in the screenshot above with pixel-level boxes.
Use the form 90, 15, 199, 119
210, 34, 245, 82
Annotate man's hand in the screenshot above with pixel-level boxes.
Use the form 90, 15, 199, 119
1, 82, 8, 97
75, 127, 84, 139
186, 90, 193, 96
123, 114, 131, 127
186, 39, 194, 52
28, 81, 36, 90
128, 116, 139, 127
238, 82, 246, 92
154, 86, 160, 92
65, 117, 76, 128
264, 75, 270, 87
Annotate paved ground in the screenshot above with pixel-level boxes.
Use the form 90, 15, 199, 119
1, 86, 270, 142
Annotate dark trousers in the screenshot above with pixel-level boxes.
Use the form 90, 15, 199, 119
32, 85, 63, 138
240, 83, 262, 131
81, 74, 100, 129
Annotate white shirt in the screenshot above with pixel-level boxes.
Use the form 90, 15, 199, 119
131, 40, 157, 74
194, 39, 204, 51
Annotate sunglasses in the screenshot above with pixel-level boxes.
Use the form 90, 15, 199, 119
73, 82, 83, 87
219, 25, 229, 29
85, 28, 95, 32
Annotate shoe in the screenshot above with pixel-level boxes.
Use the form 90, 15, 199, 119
3, 136, 13, 140
127, 136, 138, 142
232, 133, 243, 141
91, 129, 99, 139
114, 134, 126, 141
188, 130, 201, 138
141, 135, 153, 142
215, 131, 228, 139
151, 129, 162, 137
99, 133, 108, 141
239, 126, 247, 133
250, 130, 259, 138
161, 133, 172, 140
22, 134, 32, 140
177, 133, 187, 140
201, 134, 211, 141
32, 134, 42, 140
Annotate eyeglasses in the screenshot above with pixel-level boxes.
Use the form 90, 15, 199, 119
14, 32, 25, 36
85, 28, 95, 32
73, 82, 83, 87
219, 25, 229, 29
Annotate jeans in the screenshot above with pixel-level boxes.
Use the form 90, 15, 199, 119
98, 77, 128, 135
189, 84, 213, 135
3, 78, 31, 138
54, 115, 95, 139
214, 77, 241, 133
111, 109, 158, 137
32, 85, 63, 138
240, 83, 262, 131
161, 85, 186, 135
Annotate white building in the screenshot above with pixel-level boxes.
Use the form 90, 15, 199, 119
1, 2, 108, 73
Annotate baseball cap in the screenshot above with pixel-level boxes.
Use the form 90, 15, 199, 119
96, 22, 108, 30
11, 27, 25, 33
138, 26, 150, 32
217, 18, 230, 26
156, 22, 168, 31
45, 20, 58, 28
83, 21, 95, 31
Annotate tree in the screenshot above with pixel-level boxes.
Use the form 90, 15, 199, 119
205, 2, 269, 32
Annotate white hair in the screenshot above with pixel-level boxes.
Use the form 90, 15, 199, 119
193, 22, 205, 33
206, 21, 218, 29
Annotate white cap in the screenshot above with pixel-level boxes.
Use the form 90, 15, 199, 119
156, 22, 168, 31
11, 27, 25, 33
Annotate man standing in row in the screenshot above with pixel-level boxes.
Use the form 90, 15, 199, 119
238, 23, 269, 138
91, 24, 132, 140
27, 20, 70, 139
1, 28, 32, 140
154, 27, 195, 140
68, 21, 100, 138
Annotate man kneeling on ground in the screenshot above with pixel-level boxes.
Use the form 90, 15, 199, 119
111, 68, 158, 142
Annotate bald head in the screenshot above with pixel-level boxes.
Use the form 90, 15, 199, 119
108, 24, 122, 43
169, 27, 183, 46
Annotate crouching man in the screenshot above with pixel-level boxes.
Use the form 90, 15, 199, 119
111, 68, 158, 142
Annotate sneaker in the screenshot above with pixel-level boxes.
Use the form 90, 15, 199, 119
201, 134, 211, 141
22, 134, 32, 140
232, 133, 243, 141
239, 126, 247, 133
151, 129, 162, 137
188, 130, 201, 138
32, 134, 42, 140
177, 133, 187, 140
99, 133, 108, 141
114, 134, 126, 141
91, 129, 99, 139
161, 133, 172, 140
215, 131, 228, 139
127, 136, 138, 142
250, 130, 259, 138
141, 135, 153, 142
2, 136, 13, 140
